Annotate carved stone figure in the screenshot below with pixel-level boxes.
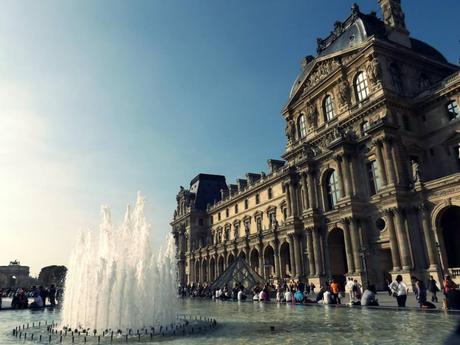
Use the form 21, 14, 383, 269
285, 119, 296, 142
381, 0, 406, 31
338, 77, 351, 105
367, 55, 383, 85
307, 104, 318, 128
411, 160, 421, 183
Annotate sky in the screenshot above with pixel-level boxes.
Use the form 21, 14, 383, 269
0, 0, 458, 276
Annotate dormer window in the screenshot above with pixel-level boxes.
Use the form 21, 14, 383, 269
447, 100, 459, 121
298, 114, 307, 138
323, 95, 335, 121
355, 72, 369, 102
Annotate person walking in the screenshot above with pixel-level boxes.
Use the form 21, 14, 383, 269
389, 275, 408, 307
428, 276, 439, 303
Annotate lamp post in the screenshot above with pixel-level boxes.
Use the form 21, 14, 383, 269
359, 246, 370, 290
435, 242, 445, 278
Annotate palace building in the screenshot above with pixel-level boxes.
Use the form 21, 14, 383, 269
171, 0, 460, 289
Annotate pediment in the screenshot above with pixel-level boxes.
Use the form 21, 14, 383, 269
287, 45, 364, 108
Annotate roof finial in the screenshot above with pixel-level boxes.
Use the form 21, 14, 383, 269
351, 3, 360, 15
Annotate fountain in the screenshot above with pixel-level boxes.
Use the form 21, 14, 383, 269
8, 193, 216, 343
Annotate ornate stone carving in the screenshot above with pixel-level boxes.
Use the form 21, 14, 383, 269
285, 118, 296, 142
302, 59, 340, 94
411, 160, 421, 184
307, 103, 318, 128
380, 0, 407, 31
366, 55, 383, 86
338, 77, 351, 106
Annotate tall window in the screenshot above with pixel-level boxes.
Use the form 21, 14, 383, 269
244, 199, 249, 209
355, 72, 369, 102
255, 194, 260, 205
447, 100, 459, 121
218, 212, 221, 221
326, 170, 341, 209
298, 114, 307, 138
267, 187, 273, 199
225, 208, 229, 217
367, 161, 381, 195
390, 63, 403, 93
234, 204, 239, 214
323, 95, 335, 121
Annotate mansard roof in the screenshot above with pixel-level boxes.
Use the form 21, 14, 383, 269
287, 4, 447, 103
189, 173, 227, 210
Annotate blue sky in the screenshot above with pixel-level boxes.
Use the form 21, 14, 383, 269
0, 0, 458, 275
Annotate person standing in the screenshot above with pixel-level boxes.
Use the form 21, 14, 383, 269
330, 279, 340, 304
345, 278, 355, 304
389, 275, 408, 307
428, 276, 439, 303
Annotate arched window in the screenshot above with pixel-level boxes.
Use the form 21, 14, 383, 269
447, 100, 459, 121
326, 170, 341, 209
323, 95, 335, 122
355, 72, 369, 102
390, 63, 403, 93
298, 114, 307, 138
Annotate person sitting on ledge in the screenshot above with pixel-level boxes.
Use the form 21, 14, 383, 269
294, 289, 304, 303
284, 288, 292, 303
237, 288, 246, 301
361, 285, 379, 307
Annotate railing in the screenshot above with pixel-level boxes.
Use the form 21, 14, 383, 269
450, 268, 460, 278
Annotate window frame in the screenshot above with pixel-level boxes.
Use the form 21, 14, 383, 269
447, 100, 459, 121
355, 72, 370, 102
323, 95, 335, 122
298, 114, 307, 138
325, 170, 341, 209
367, 160, 381, 195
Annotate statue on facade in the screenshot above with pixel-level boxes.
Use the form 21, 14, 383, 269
285, 118, 296, 142
381, 0, 407, 31
307, 103, 318, 128
367, 55, 382, 85
338, 77, 351, 106
411, 160, 421, 184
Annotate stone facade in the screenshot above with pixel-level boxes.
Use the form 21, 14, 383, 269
171, 1, 460, 289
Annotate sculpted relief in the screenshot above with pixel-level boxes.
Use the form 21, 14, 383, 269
366, 55, 383, 86
301, 59, 340, 95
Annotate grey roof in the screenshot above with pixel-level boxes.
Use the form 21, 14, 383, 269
287, 7, 448, 102
189, 174, 227, 210
209, 257, 265, 290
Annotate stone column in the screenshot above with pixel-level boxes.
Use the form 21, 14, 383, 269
342, 219, 355, 274
390, 140, 402, 185
374, 140, 388, 186
306, 228, 315, 276
349, 218, 363, 273
419, 205, 438, 270
287, 236, 297, 277
342, 154, 353, 197
307, 171, 317, 209
344, 154, 356, 197
301, 172, 310, 210
272, 241, 281, 278
289, 182, 298, 217
335, 155, 347, 198
285, 183, 293, 217
393, 208, 412, 271
312, 227, 323, 276
293, 234, 303, 278
385, 210, 402, 271
383, 139, 397, 185
258, 244, 264, 277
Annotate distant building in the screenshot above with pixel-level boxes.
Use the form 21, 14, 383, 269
171, 0, 460, 289
0, 261, 30, 288
38, 265, 67, 287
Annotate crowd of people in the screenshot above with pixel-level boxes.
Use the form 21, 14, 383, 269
0, 285, 62, 310
178, 274, 460, 310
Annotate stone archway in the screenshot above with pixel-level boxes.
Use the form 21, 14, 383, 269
218, 256, 225, 277
227, 253, 235, 267
195, 261, 200, 283
209, 258, 216, 282
439, 206, 460, 269
250, 248, 260, 273
327, 228, 348, 286
279, 242, 291, 278
202, 259, 208, 283
264, 245, 275, 278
